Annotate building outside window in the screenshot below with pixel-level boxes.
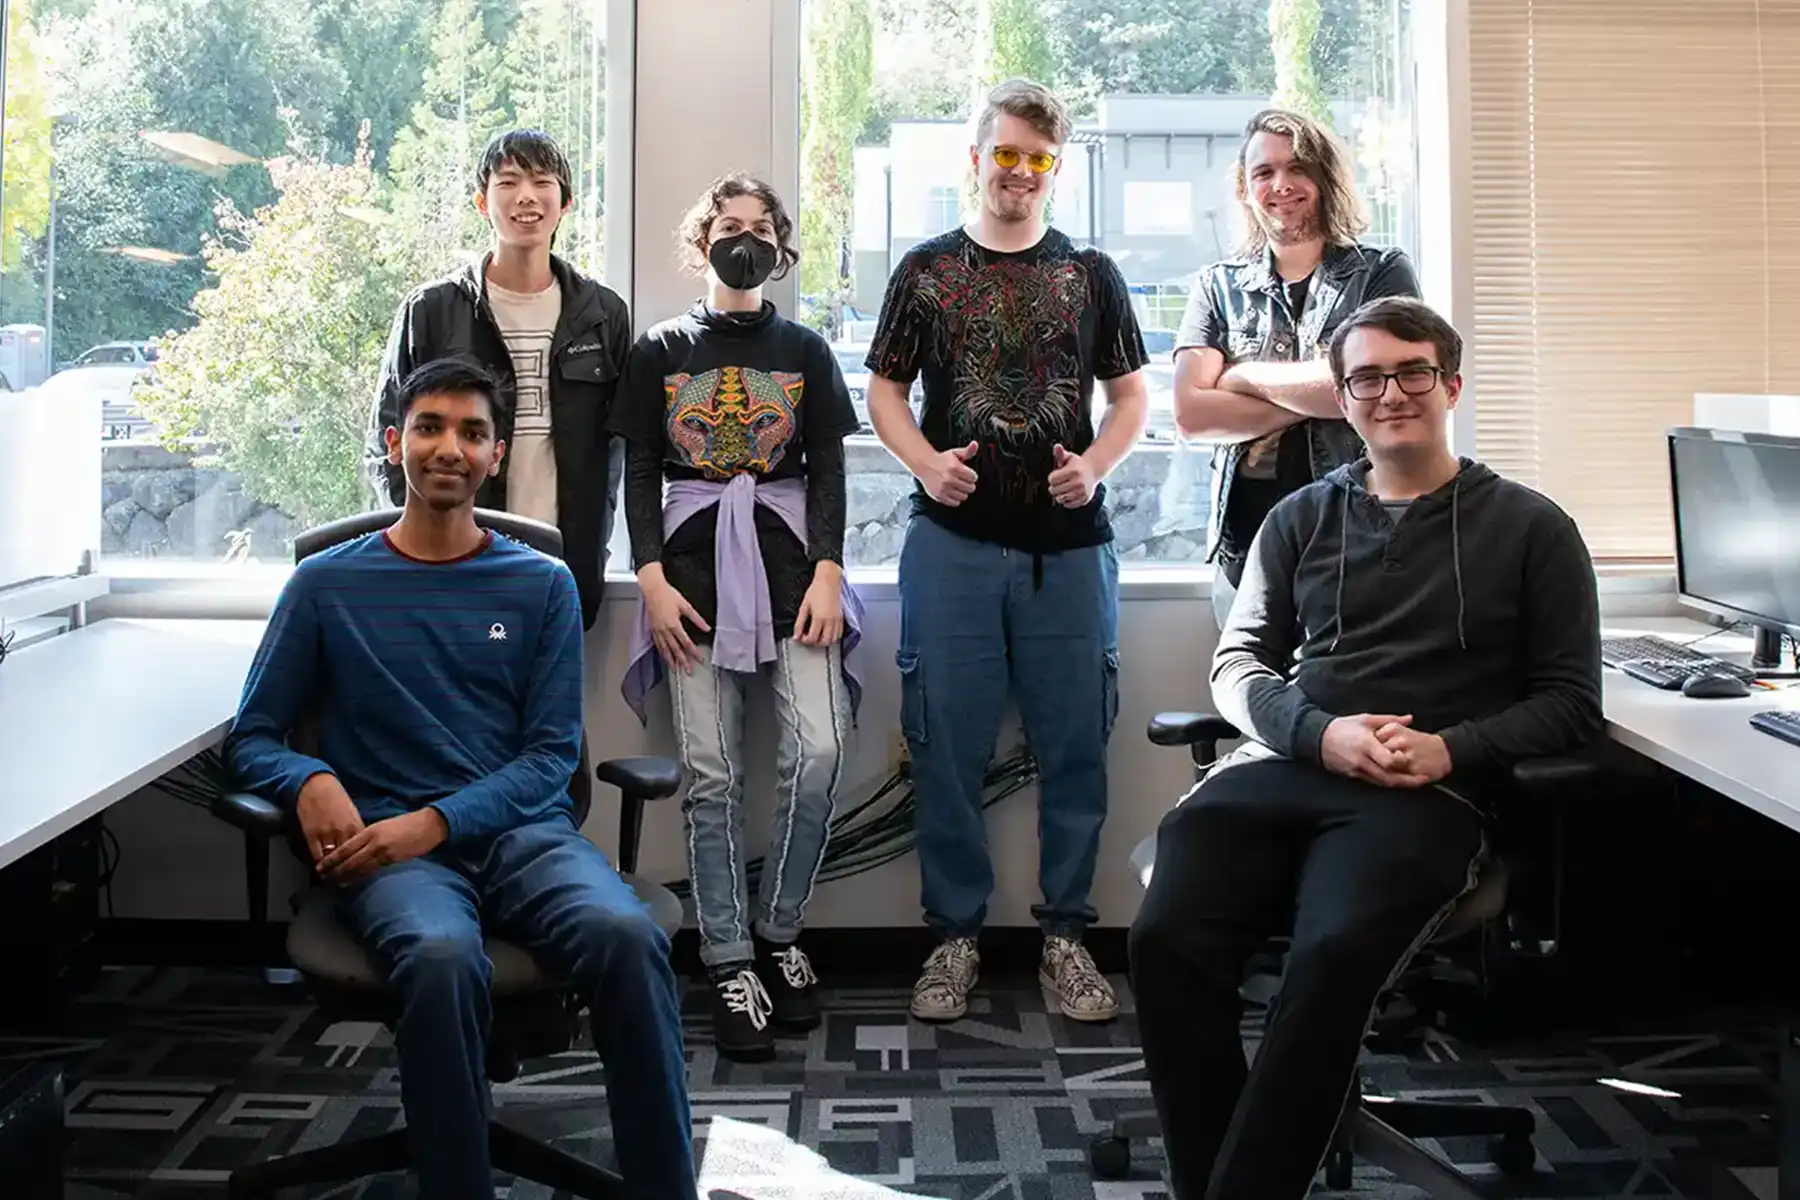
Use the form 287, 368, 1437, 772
802, 0, 1421, 568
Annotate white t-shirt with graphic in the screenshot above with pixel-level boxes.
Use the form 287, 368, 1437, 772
487, 279, 562, 525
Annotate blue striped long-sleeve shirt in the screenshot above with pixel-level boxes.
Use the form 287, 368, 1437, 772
225, 530, 585, 845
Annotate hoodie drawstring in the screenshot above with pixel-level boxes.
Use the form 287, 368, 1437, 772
1327, 472, 1469, 653
1451, 478, 1467, 650
1328, 488, 1349, 652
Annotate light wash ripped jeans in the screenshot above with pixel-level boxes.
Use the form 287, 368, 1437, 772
670, 637, 851, 969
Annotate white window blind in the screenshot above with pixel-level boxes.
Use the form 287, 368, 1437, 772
1469, 0, 1800, 560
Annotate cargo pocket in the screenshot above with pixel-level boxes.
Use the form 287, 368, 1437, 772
1101, 647, 1120, 743
896, 650, 927, 745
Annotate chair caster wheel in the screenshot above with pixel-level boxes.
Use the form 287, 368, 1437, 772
1324, 1144, 1354, 1190
1088, 1135, 1132, 1180
1492, 1132, 1535, 1175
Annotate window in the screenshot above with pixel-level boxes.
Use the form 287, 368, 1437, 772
1469, 0, 1800, 562
801, 0, 1421, 568
1, 0, 609, 568
925, 185, 961, 235
1123, 179, 1194, 236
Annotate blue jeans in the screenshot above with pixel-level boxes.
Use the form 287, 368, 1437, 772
896, 515, 1121, 939
338, 816, 693, 1200
669, 638, 851, 969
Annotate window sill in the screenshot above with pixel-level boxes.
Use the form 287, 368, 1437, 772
91, 559, 1679, 621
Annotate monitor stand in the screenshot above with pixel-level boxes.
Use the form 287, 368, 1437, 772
1752, 627, 1798, 675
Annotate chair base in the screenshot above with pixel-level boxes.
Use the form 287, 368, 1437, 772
226, 1116, 622, 1198
1088, 1096, 1535, 1191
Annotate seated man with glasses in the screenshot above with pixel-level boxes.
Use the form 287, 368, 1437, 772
1127, 296, 1602, 1200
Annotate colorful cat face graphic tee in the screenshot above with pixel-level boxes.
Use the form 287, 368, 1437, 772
609, 300, 859, 639
865, 227, 1148, 552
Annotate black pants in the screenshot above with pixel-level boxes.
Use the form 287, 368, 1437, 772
1127, 757, 1485, 1200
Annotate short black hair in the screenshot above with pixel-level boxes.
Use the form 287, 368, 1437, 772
396, 357, 503, 427
475, 128, 574, 208
1328, 296, 1464, 383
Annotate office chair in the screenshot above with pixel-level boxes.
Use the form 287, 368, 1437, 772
1091, 712, 1600, 1199
209, 508, 686, 1199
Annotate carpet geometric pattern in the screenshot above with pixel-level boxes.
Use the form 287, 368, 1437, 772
2, 966, 1781, 1198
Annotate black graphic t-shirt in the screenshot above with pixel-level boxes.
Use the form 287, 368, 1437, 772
608, 301, 859, 640
865, 227, 1148, 552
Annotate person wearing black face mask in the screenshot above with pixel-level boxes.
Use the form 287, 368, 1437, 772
709, 229, 780, 292
609, 175, 864, 1063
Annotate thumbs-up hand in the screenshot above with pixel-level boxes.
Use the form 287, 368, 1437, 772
920, 440, 980, 507
1047, 443, 1097, 508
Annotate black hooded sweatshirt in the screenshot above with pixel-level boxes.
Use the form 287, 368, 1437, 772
1211, 458, 1603, 792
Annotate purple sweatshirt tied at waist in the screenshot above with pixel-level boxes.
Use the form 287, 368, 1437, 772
621, 474, 865, 724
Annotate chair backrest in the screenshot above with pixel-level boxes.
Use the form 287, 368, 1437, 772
288, 505, 589, 827
295, 506, 564, 562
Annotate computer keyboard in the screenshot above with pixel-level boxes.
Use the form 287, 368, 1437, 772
1750, 710, 1800, 748
1600, 634, 1757, 690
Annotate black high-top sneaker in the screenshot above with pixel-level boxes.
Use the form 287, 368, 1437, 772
755, 935, 822, 1033
709, 963, 775, 1062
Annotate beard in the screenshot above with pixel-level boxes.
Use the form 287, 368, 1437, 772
986, 181, 1040, 224
1260, 204, 1321, 246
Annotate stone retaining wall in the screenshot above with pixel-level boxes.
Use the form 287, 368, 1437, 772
842, 439, 1213, 564
101, 443, 300, 562
101, 438, 1214, 566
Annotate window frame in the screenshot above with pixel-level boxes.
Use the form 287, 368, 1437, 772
35, 0, 1669, 612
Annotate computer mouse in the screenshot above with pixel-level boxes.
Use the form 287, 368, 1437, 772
1680, 672, 1752, 699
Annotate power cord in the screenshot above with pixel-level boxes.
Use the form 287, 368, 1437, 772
660, 747, 1040, 903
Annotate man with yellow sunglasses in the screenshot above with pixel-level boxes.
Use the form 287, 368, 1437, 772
864, 78, 1150, 1030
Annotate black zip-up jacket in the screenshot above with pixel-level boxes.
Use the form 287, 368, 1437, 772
365, 253, 631, 628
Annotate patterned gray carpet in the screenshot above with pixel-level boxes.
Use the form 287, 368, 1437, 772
4, 966, 1782, 1198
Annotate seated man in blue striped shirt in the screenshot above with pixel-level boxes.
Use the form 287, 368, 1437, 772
226, 357, 694, 1200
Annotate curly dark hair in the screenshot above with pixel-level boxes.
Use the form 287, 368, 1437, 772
675, 174, 800, 280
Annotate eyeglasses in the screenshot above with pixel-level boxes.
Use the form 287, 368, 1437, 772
990, 146, 1058, 174
0, 625, 12, 669
1341, 365, 1445, 403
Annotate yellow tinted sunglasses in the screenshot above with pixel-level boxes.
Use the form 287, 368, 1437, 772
991, 146, 1058, 174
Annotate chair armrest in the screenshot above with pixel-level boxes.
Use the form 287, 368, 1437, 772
1147, 712, 1241, 778
1503, 743, 1607, 958
1512, 744, 1609, 796
598, 755, 684, 876
209, 791, 285, 838
1147, 712, 1241, 747
207, 792, 285, 928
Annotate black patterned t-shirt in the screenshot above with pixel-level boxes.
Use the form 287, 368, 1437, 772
608, 301, 858, 639
865, 227, 1148, 552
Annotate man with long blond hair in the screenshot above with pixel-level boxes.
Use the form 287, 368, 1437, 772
1172, 108, 1421, 626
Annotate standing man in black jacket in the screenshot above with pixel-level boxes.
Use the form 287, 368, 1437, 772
1129, 297, 1602, 1199
367, 128, 631, 629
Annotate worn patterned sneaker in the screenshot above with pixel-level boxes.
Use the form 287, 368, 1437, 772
710, 965, 775, 1062
756, 937, 822, 1033
909, 936, 979, 1022
1040, 935, 1119, 1022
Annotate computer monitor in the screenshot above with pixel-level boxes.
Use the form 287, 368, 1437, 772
1668, 426, 1800, 668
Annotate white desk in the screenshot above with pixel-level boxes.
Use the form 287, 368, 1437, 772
0, 618, 264, 870
1602, 616, 1800, 835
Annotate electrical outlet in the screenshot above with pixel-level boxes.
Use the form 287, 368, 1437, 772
889, 728, 910, 777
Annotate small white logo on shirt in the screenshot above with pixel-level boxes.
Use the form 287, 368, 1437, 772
489, 623, 507, 642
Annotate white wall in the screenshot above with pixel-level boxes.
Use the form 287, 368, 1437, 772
629, 0, 799, 328
102, 584, 1217, 928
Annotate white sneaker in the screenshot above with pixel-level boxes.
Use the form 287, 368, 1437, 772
1041, 935, 1119, 1022
909, 936, 979, 1022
